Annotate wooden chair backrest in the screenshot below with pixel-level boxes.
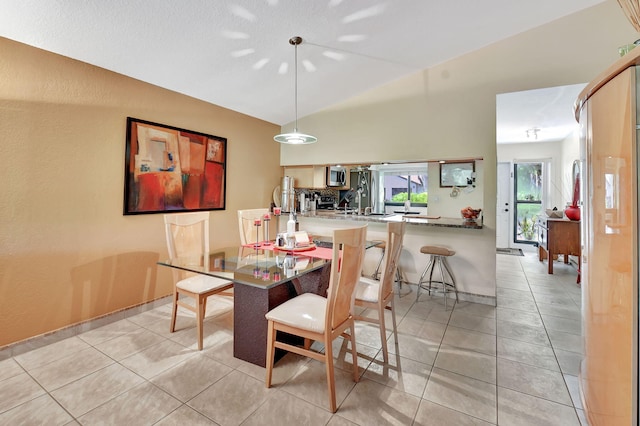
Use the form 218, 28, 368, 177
380, 221, 405, 299
326, 225, 368, 331
237, 208, 269, 245
164, 212, 210, 261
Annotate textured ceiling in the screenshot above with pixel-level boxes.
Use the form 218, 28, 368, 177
0, 0, 604, 127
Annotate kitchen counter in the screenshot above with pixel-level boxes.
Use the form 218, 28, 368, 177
289, 210, 494, 307
298, 210, 483, 229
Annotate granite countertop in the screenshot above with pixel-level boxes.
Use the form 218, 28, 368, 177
297, 211, 483, 229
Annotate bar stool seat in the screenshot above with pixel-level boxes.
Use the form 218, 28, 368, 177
371, 240, 404, 292
416, 245, 458, 309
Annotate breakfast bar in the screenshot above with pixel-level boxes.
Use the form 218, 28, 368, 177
294, 211, 496, 306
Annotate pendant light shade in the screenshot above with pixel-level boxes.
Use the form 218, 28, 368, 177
274, 36, 317, 145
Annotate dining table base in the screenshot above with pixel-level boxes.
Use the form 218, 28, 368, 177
233, 264, 331, 367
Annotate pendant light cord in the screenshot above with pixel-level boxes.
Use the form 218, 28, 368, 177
293, 40, 299, 132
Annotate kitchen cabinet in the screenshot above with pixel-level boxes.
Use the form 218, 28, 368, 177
283, 166, 326, 189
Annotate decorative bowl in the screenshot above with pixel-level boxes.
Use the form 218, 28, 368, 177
545, 209, 563, 218
461, 207, 482, 220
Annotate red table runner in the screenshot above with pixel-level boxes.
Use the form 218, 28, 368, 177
243, 243, 334, 260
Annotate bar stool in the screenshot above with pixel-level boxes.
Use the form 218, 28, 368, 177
416, 245, 458, 309
371, 240, 404, 292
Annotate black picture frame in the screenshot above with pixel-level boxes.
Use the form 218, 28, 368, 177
124, 117, 227, 215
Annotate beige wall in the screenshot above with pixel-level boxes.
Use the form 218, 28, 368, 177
279, 1, 636, 288
0, 38, 280, 346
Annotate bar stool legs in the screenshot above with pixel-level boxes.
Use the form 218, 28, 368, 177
371, 241, 404, 293
416, 246, 458, 309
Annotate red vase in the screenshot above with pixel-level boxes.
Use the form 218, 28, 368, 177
564, 205, 580, 221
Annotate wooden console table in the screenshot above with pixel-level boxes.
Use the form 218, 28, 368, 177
537, 218, 580, 274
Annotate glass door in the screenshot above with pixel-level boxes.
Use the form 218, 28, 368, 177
514, 162, 543, 244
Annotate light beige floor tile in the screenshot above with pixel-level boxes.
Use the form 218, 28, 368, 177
363, 351, 431, 397
188, 370, 271, 425
423, 367, 497, 424
541, 314, 582, 335
0, 358, 23, 381
237, 351, 308, 385
120, 339, 198, 380
277, 359, 357, 411
554, 348, 582, 376
496, 279, 531, 291
564, 374, 583, 410
497, 288, 534, 301
77, 319, 142, 346
397, 315, 447, 341
577, 408, 588, 426
338, 378, 421, 425
497, 358, 572, 405
327, 337, 379, 376
155, 405, 218, 425
51, 363, 144, 417
78, 381, 181, 425
94, 327, 166, 360
453, 302, 497, 319
496, 307, 543, 327
441, 326, 496, 356
448, 311, 496, 335
327, 414, 359, 425
0, 394, 72, 425
0, 372, 46, 414
413, 399, 494, 425
434, 346, 496, 384
496, 320, 550, 347
536, 302, 581, 320
497, 337, 559, 371
497, 295, 539, 313
547, 328, 583, 354
14, 337, 90, 371
388, 332, 439, 365
28, 347, 113, 391
202, 330, 245, 369
497, 386, 580, 426
242, 389, 332, 425
150, 353, 232, 402
532, 292, 578, 307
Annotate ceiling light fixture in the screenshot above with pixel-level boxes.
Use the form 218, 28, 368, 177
274, 36, 317, 145
526, 128, 540, 139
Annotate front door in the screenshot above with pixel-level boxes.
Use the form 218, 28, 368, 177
496, 162, 511, 248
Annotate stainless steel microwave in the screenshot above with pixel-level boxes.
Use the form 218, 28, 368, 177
327, 166, 346, 187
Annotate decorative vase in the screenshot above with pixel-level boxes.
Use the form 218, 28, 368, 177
565, 205, 580, 221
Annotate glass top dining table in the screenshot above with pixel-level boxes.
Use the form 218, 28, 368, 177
156, 236, 380, 366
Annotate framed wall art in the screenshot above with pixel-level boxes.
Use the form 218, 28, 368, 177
439, 161, 475, 187
124, 117, 227, 215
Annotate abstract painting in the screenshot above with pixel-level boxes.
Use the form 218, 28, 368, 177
124, 117, 226, 214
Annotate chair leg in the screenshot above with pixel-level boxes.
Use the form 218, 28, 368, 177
389, 297, 398, 348
196, 295, 205, 350
348, 320, 359, 383
378, 303, 389, 363
325, 336, 337, 413
372, 248, 385, 279
170, 290, 179, 333
265, 321, 276, 388
436, 258, 448, 310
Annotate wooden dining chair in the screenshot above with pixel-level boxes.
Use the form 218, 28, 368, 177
354, 221, 405, 363
164, 212, 233, 350
265, 225, 368, 413
237, 208, 269, 245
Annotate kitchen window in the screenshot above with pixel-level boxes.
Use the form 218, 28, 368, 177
370, 163, 429, 212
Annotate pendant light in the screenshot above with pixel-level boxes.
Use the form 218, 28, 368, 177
274, 36, 317, 145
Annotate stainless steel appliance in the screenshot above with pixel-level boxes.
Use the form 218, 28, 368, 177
326, 166, 346, 187
281, 176, 295, 212
316, 195, 336, 209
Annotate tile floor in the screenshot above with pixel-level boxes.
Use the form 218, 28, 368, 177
0, 250, 586, 425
